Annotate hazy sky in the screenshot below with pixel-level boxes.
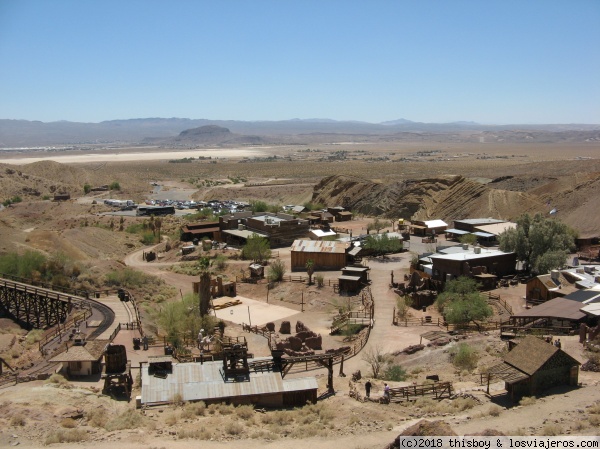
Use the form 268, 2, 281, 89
0, 1, 598, 124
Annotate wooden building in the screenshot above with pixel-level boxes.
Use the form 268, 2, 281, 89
180, 221, 221, 242
327, 207, 353, 222
220, 212, 309, 247
428, 247, 516, 282
290, 240, 349, 271
526, 270, 579, 305
338, 266, 370, 294
411, 219, 448, 237
140, 359, 318, 407
486, 336, 580, 401
49, 338, 107, 377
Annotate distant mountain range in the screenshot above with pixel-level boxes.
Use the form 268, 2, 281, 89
0, 117, 599, 147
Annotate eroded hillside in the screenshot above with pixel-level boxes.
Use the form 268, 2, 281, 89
311, 172, 600, 237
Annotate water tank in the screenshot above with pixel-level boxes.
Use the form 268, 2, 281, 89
238, 223, 245, 230
105, 345, 127, 373
462, 243, 469, 250
550, 270, 560, 280
474, 246, 481, 254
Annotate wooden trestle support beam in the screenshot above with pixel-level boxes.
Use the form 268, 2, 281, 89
0, 279, 72, 329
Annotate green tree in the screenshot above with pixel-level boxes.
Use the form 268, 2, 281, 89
109, 181, 121, 191
241, 233, 271, 262
367, 217, 389, 234
459, 233, 478, 246
435, 277, 492, 330
250, 200, 268, 213
83, 183, 91, 194
498, 213, 576, 274
363, 233, 403, 257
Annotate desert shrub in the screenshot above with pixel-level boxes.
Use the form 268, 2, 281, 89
105, 267, 150, 288
588, 415, 600, 426
314, 273, 324, 287
165, 412, 179, 426
213, 254, 228, 270
25, 329, 44, 346
383, 364, 407, 381
267, 259, 286, 282
414, 397, 438, 414
588, 402, 600, 414
86, 408, 108, 428
541, 423, 562, 436
177, 427, 213, 440
10, 413, 26, 426
44, 429, 88, 444
571, 420, 586, 431
235, 405, 254, 420
289, 423, 325, 438
487, 404, 502, 417
451, 397, 478, 411
60, 418, 77, 428
45, 373, 69, 386
224, 420, 244, 435
141, 231, 159, 245
519, 396, 537, 406
450, 343, 479, 371
396, 295, 413, 319
0, 250, 46, 279
104, 409, 146, 431
171, 392, 184, 406
341, 323, 364, 337
182, 401, 206, 418
109, 181, 121, 190
271, 410, 293, 426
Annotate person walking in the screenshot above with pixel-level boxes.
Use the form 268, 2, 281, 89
365, 380, 372, 398
384, 383, 390, 400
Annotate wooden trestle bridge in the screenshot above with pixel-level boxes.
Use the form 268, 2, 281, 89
0, 277, 80, 329
0, 276, 117, 340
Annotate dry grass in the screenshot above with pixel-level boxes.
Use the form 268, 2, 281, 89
588, 415, 600, 426
104, 409, 147, 431
235, 404, 255, 420
44, 374, 70, 388
177, 427, 213, 440
519, 396, 537, 406
86, 407, 108, 428
44, 429, 88, 445
60, 418, 77, 428
224, 420, 244, 435
541, 423, 563, 436
181, 401, 206, 418
487, 405, 502, 417
10, 413, 26, 426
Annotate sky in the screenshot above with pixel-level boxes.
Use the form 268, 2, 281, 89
0, 1, 598, 124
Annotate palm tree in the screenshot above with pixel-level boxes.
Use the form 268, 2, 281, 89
306, 259, 315, 285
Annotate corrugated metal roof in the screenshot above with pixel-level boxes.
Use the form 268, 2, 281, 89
512, 297, 586, 321
141, 360, 317, 405
424, 219, 448, 228
291, 239, 348, 254
445, 228, 469, 235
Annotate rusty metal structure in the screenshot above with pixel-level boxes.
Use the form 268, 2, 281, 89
0, 278, 73, 329
102, 344, 133, 397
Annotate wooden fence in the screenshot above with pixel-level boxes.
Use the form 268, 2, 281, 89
485, 292, 513, 315
388, 381, 453, 403
38, 308, 92, 352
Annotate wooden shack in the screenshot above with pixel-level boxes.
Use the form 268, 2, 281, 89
486, 336, 580, 401
338, 266, 370, 294
290, 239, 349, 271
